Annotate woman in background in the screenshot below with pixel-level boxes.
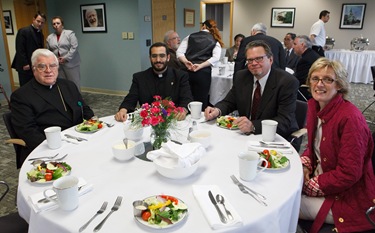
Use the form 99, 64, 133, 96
47, 16, 81, 90
225, 33, 244, 62
177, 19, 224, 110
299, 57, 375, 233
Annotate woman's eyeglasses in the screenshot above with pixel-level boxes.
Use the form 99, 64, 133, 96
310, 77, 336, 84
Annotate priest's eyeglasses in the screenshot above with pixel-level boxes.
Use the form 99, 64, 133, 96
34, 63, 59, 72
310, 77, 336, 84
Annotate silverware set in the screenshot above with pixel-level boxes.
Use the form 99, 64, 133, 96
208, 190, 234, 223
230, 175, 267, 206
93, 196, 123, 232
64, 134, 87, 142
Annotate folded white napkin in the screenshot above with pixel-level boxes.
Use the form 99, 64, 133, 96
147, 141, 206, 167
247, 141, 293, 153
192, 184, 243, 230
29, 178, 93, 213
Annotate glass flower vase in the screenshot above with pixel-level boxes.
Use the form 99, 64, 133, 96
150, 126, 170, 150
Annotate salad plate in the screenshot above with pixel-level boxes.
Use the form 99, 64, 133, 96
258, 159, 290, 171
216, 116, 239, 130
258, 149, 290, 171
75, 119, 104, 133
27, 161, 72, 184
134, 195, 188, 229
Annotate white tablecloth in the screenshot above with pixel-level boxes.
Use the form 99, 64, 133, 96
210, 63, 234, 105
325, 49, 375, 84
17, 115, 303, 233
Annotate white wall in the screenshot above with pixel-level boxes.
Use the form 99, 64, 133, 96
233, 0, 375, 50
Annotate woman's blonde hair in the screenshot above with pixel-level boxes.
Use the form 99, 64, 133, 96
307, 57, 350, 99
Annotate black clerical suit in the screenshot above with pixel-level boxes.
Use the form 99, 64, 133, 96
119, 67, 193, 112
11, 78, 94, 164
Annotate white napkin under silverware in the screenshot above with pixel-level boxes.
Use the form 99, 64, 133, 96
147, 141, 206, 167
29, 178, 93, 213
247, 140, 293, 154
192, 184, 243, 230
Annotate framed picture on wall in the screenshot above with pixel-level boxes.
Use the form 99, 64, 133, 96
340, 3, 366, 29
184, 9, 195, 27
3, 10, 14, 35
271, 8, 295, 28
80, 3, 107, 33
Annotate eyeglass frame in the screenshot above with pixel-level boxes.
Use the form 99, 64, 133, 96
168, 36, 180, 41
309, 77, 336, 84
246, 55, 268, 64
33, 63, 59, 72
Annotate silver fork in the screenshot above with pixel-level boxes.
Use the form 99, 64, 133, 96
79, 201, 108, 232
28, 153, 59, 161
238, 184, 268, 206
102, 122, 114, 127
93, 196, 123, 232
230, 175, 267, 206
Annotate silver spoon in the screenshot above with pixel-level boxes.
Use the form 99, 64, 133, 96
123, 138, 128, 149
216, 194, 234, 220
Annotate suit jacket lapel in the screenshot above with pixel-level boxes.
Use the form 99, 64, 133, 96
29, 25, 41, 47
258, 69, 277, 116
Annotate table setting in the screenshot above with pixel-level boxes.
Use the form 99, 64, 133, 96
17, 105, 303, 232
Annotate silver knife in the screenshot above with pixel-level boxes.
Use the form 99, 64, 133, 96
251, 144, 290, 149
64, 134, 87, 141
208, 191, 227, 223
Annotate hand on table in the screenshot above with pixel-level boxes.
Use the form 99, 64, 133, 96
204, 106, 220, 120
114, 108, 128, 122
234, 117, 254, 134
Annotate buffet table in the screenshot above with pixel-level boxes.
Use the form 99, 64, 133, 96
210, 63, 234, 105
17, 115, 303, 233
325, 49, 375, 84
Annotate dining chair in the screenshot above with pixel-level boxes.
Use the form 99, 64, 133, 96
0, 181, 29, 233
0, 83, 10, 109
362, 66, 375, 115
290, 100, 308, 152
2, 112, 27, 169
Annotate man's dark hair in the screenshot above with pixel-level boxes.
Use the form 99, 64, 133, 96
34, 11, 46, 20
245, 40, 273, 58
149, 42, 169, 56
287, 33, 296, 40
319, 10, 330, 19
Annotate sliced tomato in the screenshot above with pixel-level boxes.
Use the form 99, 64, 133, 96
160, 195, 178, 205
141, 210, 151, 221
97, 123, 103, 129
45, 173, 53, 181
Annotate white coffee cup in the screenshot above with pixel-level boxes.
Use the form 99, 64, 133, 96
261, 120, 278, 142
238, 151, 268, 181
228, 62, 235, 71
189, 130, 211, 148
44, 126, 62, 149
218, 65, 226, 75
43, 176, 79, 211
222, 56, 228, 64
188, 101, 202, 119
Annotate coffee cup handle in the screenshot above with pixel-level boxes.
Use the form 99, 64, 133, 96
257, 158, 268, 173
187, 103, 191, 112
43, 189, 58, 204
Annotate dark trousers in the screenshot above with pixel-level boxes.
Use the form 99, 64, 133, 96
188, 66, 211, 110
312, 45, 325, 57
18, 72, 34, 86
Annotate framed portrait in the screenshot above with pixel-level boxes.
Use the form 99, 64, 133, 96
80, 3, 107, 33
184, 9, 195, 27
271, 8, 296, 28
3, 10, 14, 35
340, 3, 366, 29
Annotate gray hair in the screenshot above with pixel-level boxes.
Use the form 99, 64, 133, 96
296, 35, 312, 49
31, 49, 58, 66
252, 23, 267, 34
85, 8, 97, 19
163, 30, 174, 44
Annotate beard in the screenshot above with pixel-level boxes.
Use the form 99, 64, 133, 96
152, 61, 167, 72
88, 18, 98, 27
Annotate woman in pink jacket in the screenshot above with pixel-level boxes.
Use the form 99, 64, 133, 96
299, 57, 375, 233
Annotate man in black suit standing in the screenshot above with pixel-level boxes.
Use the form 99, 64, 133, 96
11, 49, 94, 166
284, 33, 300, 72
205, 40, 299, 142
293, 35, 321, 100
12, 12, 46, 86
235, 23, 286, 73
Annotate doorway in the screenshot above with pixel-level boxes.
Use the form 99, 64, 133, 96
151, 0, 175, 43
200, 0, 233, 48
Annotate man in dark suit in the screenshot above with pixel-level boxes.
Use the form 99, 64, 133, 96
205, 40, 299, 140
235, 23, 286, 73
11, 12, 46, 86
284, 33, 300, 72
11, 49, 94, 165
115, 42, 193, 122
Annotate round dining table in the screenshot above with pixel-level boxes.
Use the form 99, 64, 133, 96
17, 115, 303, 233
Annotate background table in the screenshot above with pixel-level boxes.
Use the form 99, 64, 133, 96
210, 63, 234, 105
325, 49, 375, 84
17, 116, 302, 233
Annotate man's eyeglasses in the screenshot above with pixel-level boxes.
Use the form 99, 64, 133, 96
151, 54, 167, 59
169, 37, 180, 40
310, 77, 336, 84
34, 63, 58, 72
246, 55, 267, 64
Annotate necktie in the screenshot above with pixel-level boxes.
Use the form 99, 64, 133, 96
251, 81, 261, 120
286, 50, 290, 62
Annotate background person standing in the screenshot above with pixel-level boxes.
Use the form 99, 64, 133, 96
310, 10, 330, 57
47, 16, 81, 90
11, 12, 46, 86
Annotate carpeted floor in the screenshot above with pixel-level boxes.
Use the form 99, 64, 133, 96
1, 83, 374, 220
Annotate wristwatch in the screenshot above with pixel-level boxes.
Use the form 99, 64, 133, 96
244, 124, 255, 135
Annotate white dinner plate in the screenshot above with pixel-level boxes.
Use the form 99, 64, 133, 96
74, 126, 100, 134
216, 115, 239, 130
134, 195, 188, 229
258, 159, 290, 172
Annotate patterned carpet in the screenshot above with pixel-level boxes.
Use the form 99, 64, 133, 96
1, 84, 374, 218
